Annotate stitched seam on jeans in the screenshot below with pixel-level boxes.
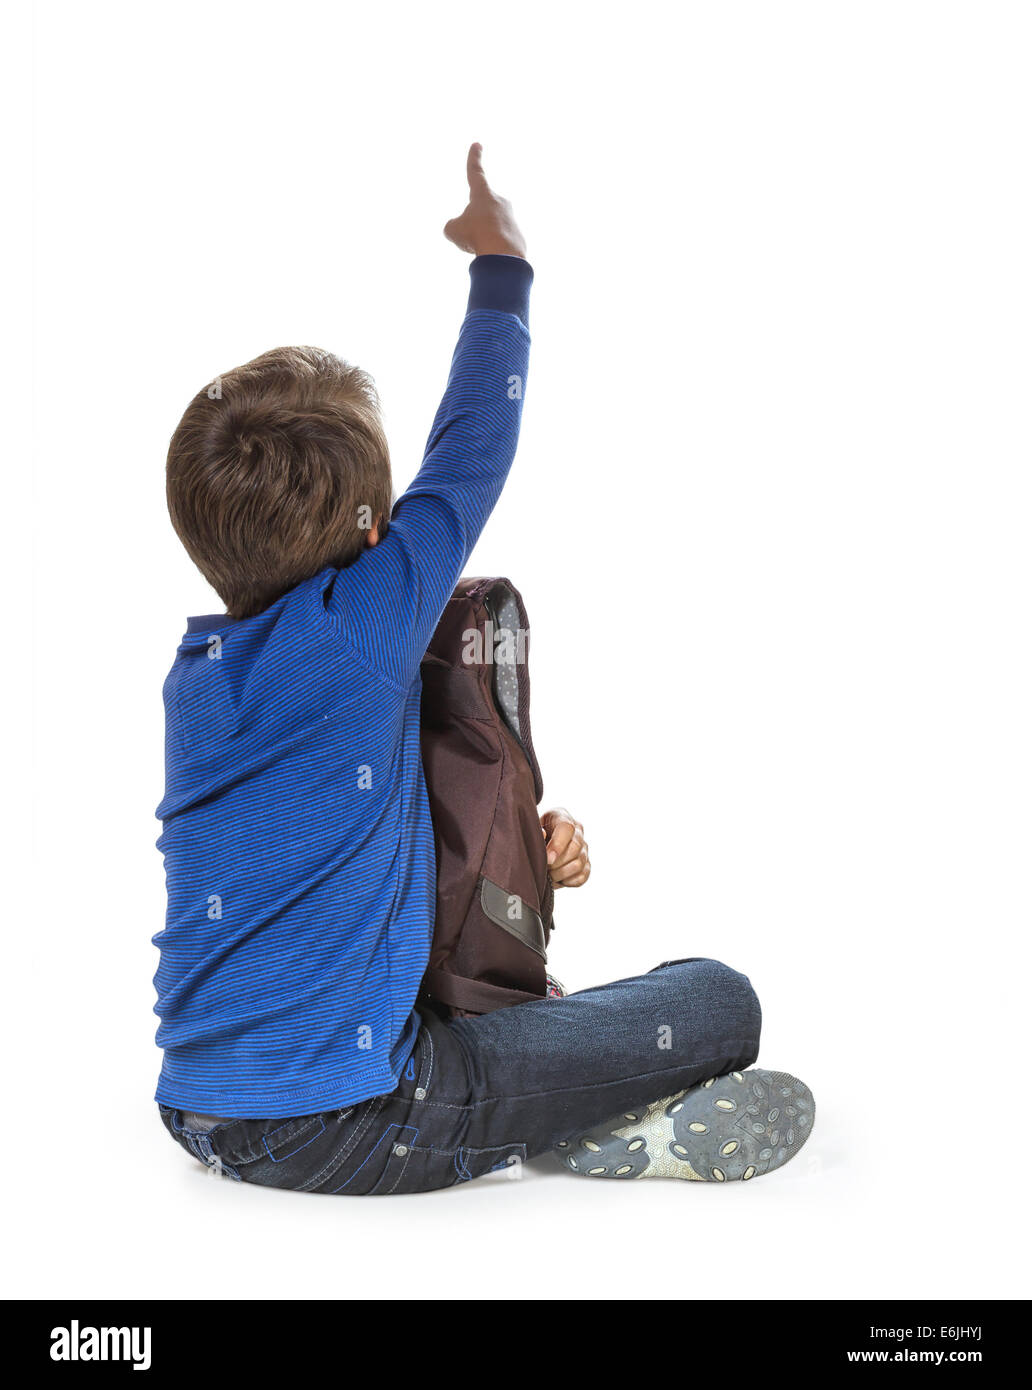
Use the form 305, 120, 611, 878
262, 1116, 327, 1163
302, 1100, 378, 1190
466, 1045, 760, 1107
332, 1098, 385, 1173
299, 1097, 384, 1192
421, 1029, 435, 1093
264, 1115, 311, 1142
447, 1010, 480, 1099
387, 1098, 468, 1112
333, 1123, 419, 1195
455, 1149, 474, 1182
461, 1142, 528, 1160
382, 1146, 412, 1195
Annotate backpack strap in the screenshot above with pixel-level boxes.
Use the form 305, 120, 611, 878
418, 658, 487, 722
420, 969, 543, 1013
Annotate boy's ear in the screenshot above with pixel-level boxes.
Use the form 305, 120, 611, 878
366, 519, 381, 547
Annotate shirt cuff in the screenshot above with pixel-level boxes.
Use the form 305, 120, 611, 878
466, 255, 534, 329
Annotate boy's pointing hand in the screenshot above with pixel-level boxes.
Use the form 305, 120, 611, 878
540, 808, 591, 888
444, 143, 527, 259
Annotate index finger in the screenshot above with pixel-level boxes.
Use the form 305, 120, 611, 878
466, 141, 490, 194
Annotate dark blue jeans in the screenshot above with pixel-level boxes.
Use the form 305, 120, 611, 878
159, 957, 761, 1195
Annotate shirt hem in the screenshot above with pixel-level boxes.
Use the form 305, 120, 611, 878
154, 1065, 402, 1121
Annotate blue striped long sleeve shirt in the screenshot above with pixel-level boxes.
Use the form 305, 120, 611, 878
153, 255, 533, 1117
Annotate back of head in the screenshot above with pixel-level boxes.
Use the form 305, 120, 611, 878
166, 346, 392, 617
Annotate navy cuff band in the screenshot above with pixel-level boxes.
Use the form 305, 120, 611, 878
467, 254, 534, 328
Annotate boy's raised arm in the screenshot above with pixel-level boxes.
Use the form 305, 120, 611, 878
329, 145, 532, 680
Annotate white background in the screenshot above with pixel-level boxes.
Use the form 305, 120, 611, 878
5, 0, 1030, 1300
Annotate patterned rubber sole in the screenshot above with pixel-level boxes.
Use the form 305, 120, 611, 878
554, 1069, 814, 1182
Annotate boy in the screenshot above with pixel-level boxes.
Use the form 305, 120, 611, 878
154, 144, 814, 1193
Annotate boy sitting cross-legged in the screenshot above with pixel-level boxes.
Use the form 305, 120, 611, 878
155, 144, 814, 1193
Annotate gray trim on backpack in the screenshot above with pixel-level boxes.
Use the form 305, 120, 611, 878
480, 877, 547, 960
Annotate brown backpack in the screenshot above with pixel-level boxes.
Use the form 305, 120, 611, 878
419, 577, 554, 1016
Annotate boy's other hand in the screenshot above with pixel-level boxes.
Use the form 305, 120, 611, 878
444, 143, 527, 259
540, 808, 590, 888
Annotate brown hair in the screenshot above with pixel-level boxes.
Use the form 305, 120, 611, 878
166, 346, 392, 617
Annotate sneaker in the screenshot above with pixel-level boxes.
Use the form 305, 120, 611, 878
554, 1069, 814, 1182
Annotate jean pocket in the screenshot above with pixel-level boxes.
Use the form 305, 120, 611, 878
257, 1114, 329, 1164
322, 1117, 421, 1196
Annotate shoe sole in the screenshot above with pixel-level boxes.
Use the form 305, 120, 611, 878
554, 1068, 814, 1182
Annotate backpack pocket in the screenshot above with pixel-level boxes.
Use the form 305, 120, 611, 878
478, 876, 547, 959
